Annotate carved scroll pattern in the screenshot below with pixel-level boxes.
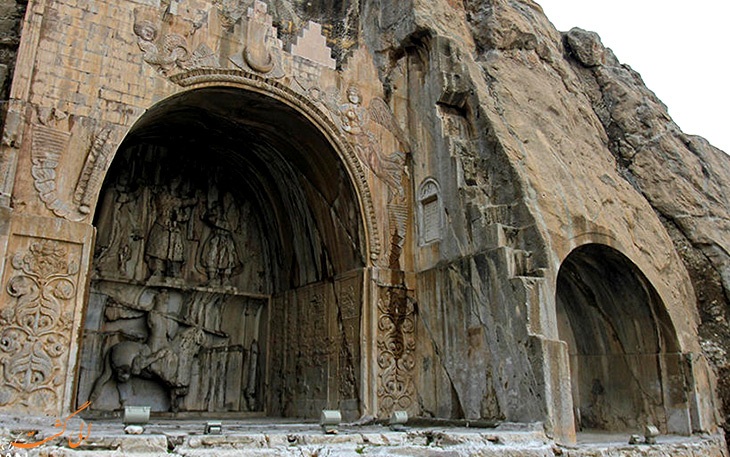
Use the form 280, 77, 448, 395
0, 240, 78, 412
376, 286, 416, 416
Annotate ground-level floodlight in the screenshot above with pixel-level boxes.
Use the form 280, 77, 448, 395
320, 410, 342, 434
205, 421, 223, 435
123, 406, 151, 425
389, 411, 408, 431
644, 424, 660, 444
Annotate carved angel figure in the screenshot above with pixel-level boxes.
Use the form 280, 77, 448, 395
134, 20, 216, 75
318, 86, 411, 200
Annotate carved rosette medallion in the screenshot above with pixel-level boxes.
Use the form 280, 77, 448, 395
376, 286, 416, 416
0, 240, 78, 412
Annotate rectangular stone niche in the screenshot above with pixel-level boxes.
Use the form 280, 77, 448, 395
76, 280, 268, 415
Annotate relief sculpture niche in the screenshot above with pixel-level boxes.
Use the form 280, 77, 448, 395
76, 86, 368, 419
77, 145, 270, 414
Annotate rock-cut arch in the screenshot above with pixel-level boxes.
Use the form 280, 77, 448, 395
75, 85, 370, 420
556, 243, 691, 434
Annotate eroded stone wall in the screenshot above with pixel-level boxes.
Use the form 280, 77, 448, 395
0, 0, 24, 101
0, 0, 726, 452
561, 26, 730, 444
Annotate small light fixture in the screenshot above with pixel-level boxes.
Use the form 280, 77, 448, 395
204, 421, 222, 435
644, 424, 660, 444
123, 406, 150, 425
319, 410, 341, 434
389, 411, 408, 431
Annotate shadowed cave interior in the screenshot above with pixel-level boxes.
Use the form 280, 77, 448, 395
76, 87, 366, 420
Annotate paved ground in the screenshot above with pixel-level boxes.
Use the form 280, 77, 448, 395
0, 415, 726, 456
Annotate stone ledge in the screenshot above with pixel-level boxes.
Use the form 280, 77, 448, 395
0, 417, 725, 456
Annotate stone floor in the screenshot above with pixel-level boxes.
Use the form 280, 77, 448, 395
0, 416, 726, 456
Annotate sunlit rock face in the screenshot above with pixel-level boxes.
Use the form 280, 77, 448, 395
0, 0, 727, 453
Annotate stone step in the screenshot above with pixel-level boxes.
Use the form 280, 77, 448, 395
5, 427, 726, 456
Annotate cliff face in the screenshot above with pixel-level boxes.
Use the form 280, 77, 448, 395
0, 0, 727, 449
459, 0, 730, 441
355, 0, 725, 439
562, 26, 730, 440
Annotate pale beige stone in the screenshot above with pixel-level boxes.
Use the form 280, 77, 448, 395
0, 0, 726, 455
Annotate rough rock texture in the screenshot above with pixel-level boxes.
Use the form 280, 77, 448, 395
0, 0, 24, 96
0, 419, 726, 457
562, 26, 730, 444
0, 0, 728, 454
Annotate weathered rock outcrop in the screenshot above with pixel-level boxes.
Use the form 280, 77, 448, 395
0, 0, 727, 453
371, 0, 729, 442
0, 0, 24, 99
563, 25, 730, 442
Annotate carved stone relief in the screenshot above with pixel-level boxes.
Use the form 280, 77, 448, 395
76, 282, 266, 413
133, 19, 216, 75
92, 146, 268, 292
376, 284, 416, 416
310, 85, 412, 264
129, 4, 387, 261
229, 1, 285, 78
31, 121, 122, 222
0, 239, 80, 413
78, 144, 271, 413
312, 85, 410, 199
269, 272, 363, 420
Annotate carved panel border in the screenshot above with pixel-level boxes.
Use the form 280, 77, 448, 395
169, 68, 381, 261
0, 237, 81, 413
376, 284, 416, 416
0, 215, 94, 416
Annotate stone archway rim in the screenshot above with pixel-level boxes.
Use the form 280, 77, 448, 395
168, 68, 380, 261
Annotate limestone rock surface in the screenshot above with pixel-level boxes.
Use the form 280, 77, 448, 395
563, 25, 730, 440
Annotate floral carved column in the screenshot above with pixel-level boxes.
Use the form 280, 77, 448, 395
376, 284, 416, 416
0, 215, 93, 416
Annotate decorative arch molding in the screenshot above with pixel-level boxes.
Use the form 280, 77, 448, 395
79, 75, 376, 417
162, 68, 381, 261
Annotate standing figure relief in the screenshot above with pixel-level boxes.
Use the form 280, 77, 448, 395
145, 178, 198, 280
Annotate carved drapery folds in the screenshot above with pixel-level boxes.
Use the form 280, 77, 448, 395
78, 145, 270, 413
77, 283, 266, 413
0, 240, 79, 413
93, 147, 267, 291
